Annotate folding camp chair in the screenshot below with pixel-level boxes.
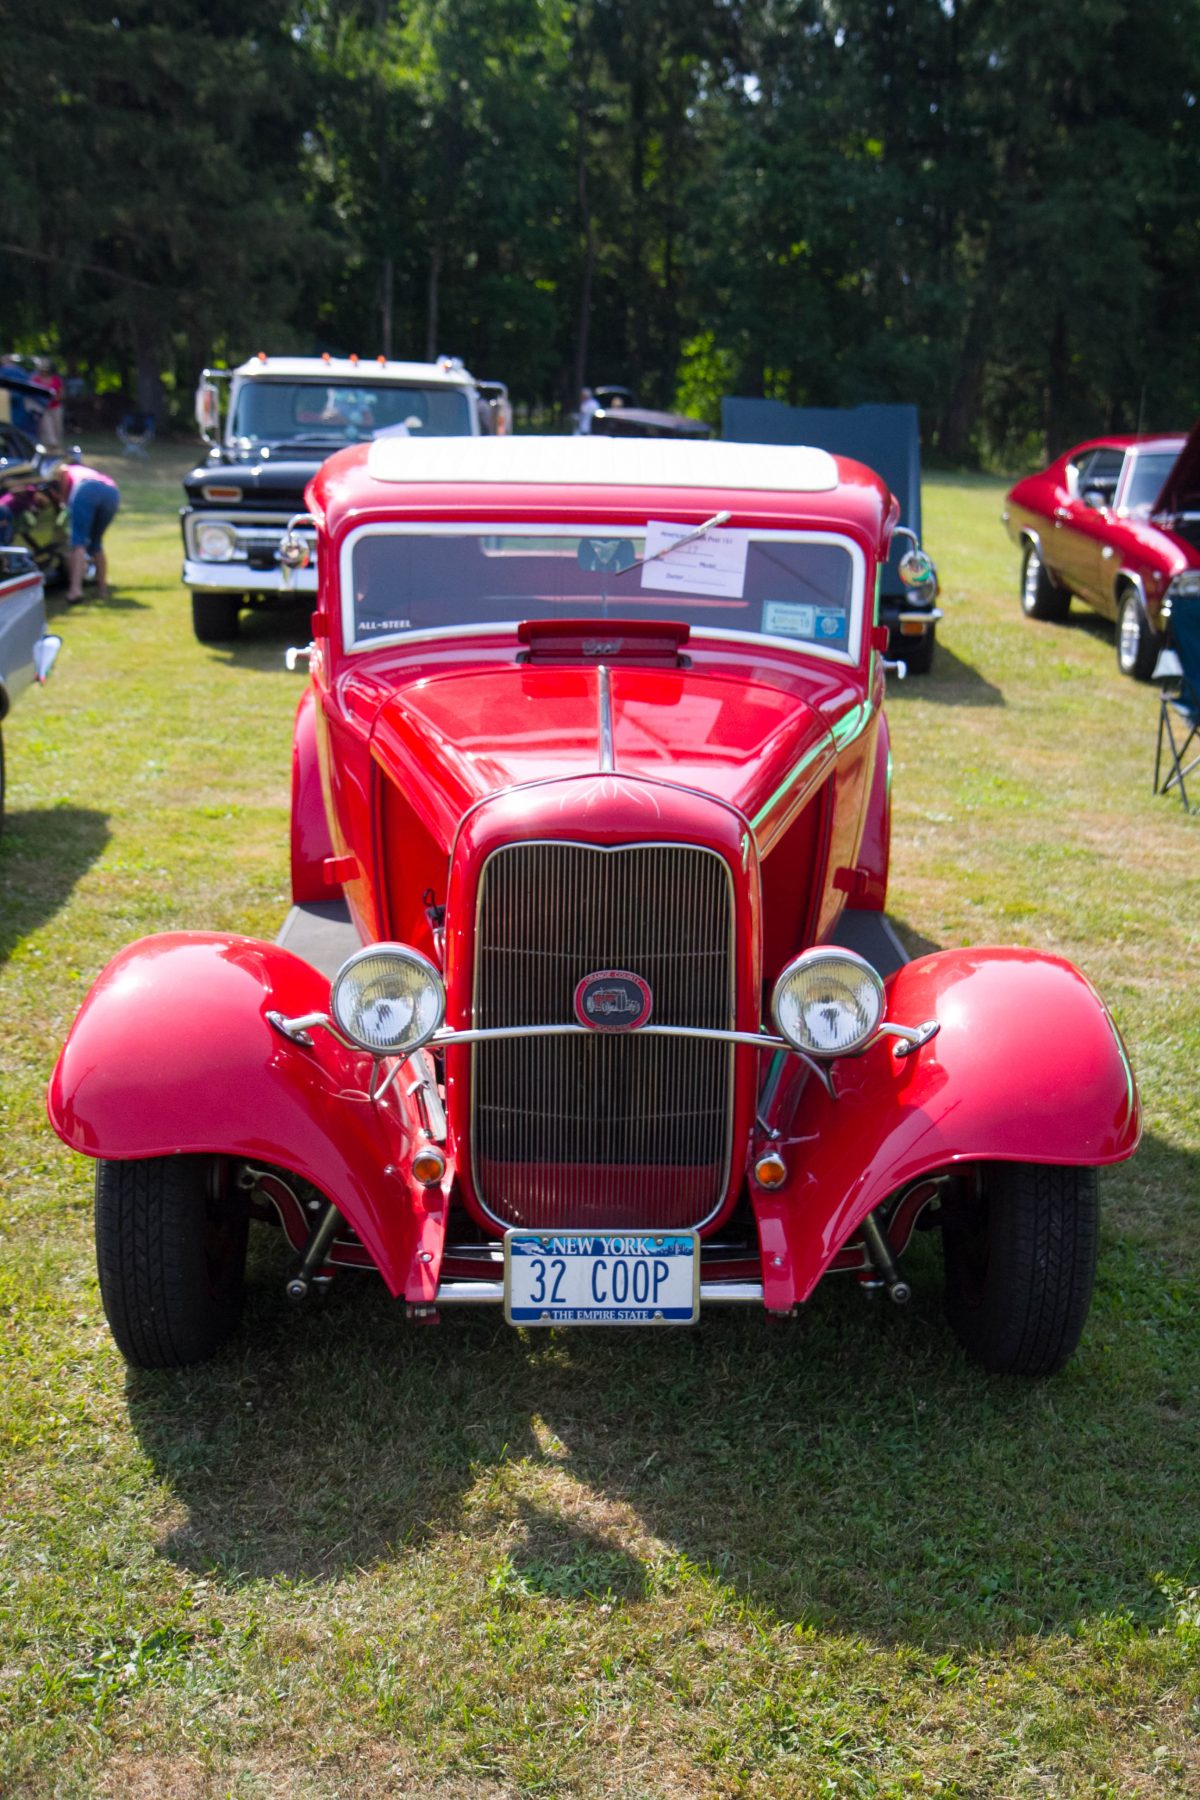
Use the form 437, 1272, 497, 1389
1153, 592, 1200, 812
116, 411, 156, 457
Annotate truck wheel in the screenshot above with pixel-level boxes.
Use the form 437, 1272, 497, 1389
941, 1162, 1098, 1376
890, 626, 935, 675
95, 1155, 249, 1367
192, 592, 242, 643
1020, 543, 1071, 621
1116, 590, 1158, 681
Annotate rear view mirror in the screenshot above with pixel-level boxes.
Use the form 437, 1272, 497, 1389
578, 538, 637, 574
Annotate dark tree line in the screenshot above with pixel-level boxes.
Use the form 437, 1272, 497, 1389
3, 0, 1199, 460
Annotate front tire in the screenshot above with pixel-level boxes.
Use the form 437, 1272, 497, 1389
192, 591, 242, 643
95, 1155, 249, 1367
1020, 542, 1071, 621
942, 1162, 1098, 1375
1116, 589, 1158, 681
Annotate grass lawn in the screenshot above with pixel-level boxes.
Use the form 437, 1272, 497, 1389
1, 444, 1197, 1798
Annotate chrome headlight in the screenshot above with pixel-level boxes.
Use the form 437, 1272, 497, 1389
195, 521, 237, 562
1167, 571, 1200, 599
771, 947, 885, 1058
330, 945, 445, 1055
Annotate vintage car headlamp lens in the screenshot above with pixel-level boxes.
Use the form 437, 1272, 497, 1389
771, 948, 885, 1058
196, 521, 237, 562
330, 945, 445, 1056
1167, 571, 1200, 599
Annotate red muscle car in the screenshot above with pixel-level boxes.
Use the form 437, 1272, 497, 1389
1004, 424, 1200, 678
49, 438, 1140, 1375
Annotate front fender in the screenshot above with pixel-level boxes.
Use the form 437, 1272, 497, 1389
47, 933, 431, 1299
755, 947, 1140, 1308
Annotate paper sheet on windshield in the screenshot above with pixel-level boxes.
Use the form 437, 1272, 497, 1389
640, 521, 749, 600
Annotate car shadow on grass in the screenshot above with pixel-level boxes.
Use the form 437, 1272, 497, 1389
887, 642, 1005, 708
126, 1124, 1199, 1652
0, 806, 110, 962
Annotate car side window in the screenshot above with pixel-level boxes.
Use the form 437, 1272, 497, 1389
1074, 449, 1123, 507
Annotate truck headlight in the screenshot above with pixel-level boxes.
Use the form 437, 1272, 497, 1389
330, 945, 445, 1055
772, 947, 885, 1057
196, 521, 237, 562
1166, 571, 1200, 599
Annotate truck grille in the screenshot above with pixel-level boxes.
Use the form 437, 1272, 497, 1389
471, 841, 734, 1230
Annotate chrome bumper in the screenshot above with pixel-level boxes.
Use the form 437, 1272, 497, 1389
432, 1278, 765, 1307
182, 559, 318, 596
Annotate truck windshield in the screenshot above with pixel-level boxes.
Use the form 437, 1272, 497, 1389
229, 381, 473, 447
346, 527, 861, 658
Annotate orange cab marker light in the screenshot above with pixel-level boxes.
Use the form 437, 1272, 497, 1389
377, 354, 387, 365
256, 350, 267, 361
322, 351, 332, 363
753, 1152, 788, 1189
349, 352, 359, 365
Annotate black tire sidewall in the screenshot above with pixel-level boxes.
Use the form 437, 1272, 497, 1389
95, 1155, 249, 1367
191, 592, 242, 642
943, 1162, 1099, 1376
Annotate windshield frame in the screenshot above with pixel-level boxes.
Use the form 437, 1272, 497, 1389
337, 520, 868, 665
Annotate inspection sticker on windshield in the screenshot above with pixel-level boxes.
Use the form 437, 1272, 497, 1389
505, 1230, 699, 1326
640, 521, 749, 600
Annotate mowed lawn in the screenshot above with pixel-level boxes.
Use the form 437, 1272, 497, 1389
1, 443, 1197, 1799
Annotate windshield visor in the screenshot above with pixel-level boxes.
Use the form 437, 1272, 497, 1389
343, 526, 863, 658
229, 381, 474, 448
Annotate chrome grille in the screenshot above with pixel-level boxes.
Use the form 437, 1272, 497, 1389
472, 841, 734, 1230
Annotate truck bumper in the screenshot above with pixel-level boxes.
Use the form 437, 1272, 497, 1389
182, 559, 318, 598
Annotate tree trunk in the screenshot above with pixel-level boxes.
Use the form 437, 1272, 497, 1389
381, 254, 394, 360
133, 321, 162, 420
424, 246, 442, 362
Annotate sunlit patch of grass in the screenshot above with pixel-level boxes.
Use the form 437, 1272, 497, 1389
1, 452, 1198, 1796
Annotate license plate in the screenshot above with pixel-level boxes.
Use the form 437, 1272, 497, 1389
504, 1230, 699, 1326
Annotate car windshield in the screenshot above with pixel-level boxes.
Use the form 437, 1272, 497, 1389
229, 380, 473, 448
345, 527, 861, 657
1121, 449, 1180, 514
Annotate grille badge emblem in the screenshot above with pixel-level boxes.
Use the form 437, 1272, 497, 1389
573, 969, 653, 1032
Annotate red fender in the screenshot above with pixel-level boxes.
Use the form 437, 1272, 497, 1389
291, 685, 335, 903
754, 947, 1140, 1310
46, 933, 442, 1301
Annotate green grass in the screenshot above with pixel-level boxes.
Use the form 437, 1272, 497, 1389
1, 447, 1198, 1797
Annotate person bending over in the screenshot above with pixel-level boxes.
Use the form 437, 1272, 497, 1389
52, 462, 120, 602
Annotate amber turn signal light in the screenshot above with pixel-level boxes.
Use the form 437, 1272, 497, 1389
412, 1147, 446, 1186
753, 1152, 788, 1189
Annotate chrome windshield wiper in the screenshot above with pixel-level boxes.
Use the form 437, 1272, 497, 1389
611, 510, 732, 578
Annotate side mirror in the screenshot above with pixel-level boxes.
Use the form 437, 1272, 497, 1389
1081, 486, 1108, 511
195, 381, 221, 442
898, 548, 938, 596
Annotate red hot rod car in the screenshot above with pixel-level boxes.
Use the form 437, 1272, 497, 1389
49, 438, 1140, 1374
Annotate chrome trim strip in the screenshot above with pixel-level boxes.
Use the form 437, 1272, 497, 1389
432, 1278, 765, 1307
597, 663, 614, 772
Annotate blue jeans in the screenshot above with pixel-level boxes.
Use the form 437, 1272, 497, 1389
70, 480, 120, 553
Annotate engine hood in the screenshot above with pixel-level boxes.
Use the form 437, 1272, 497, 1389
370, 659, 840, 853
183, 457, 328, 509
